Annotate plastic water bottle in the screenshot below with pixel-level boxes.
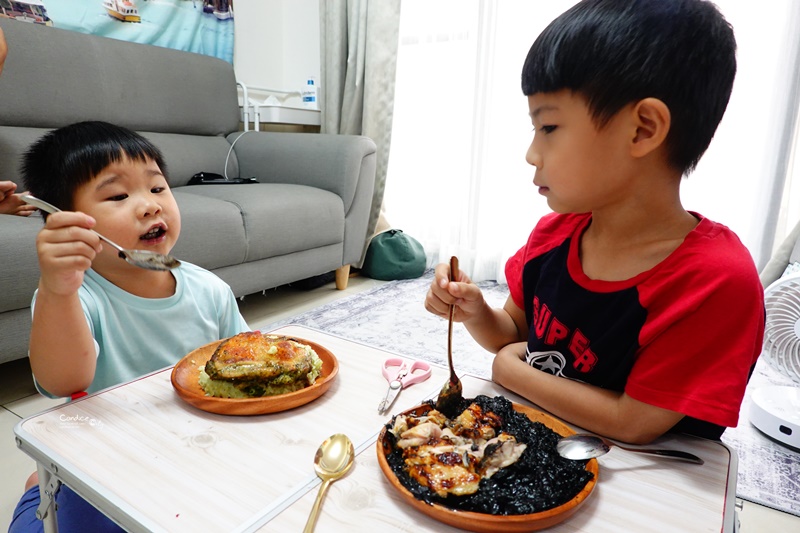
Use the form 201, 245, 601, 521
302, 78, 318, 110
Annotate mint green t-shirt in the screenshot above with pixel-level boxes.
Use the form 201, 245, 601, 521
32, 261, 249, 396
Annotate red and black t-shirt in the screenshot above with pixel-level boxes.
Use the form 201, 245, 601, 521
506, 212, 764, 439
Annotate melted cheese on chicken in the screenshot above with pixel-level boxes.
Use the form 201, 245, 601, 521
205, 332, 314, 381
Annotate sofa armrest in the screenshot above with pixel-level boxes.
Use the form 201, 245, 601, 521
228, 131, 377, 265
761, 218, 800, 288
228, 131, 376, 214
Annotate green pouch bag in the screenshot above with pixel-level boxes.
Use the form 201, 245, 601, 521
361, 229, 427, 280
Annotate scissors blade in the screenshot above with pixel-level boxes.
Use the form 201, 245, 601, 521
378, 380, 402, 414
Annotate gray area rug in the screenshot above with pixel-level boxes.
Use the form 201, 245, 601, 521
721, 359, 800, 516
259, 270, 800, 517
260, 271, 509, 380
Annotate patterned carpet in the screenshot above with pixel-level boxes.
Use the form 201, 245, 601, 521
720, 359, 800, 516
260, 271, 509, 380
258, 270, 800, 517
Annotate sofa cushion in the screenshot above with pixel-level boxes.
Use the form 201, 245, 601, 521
229, 132, 367, 214
142, 132, 239, 187
170, 191, 248, 270
0, 19, 240, 136
0, 127, 238, 190
0, 126, 50, 184
179, 184, 345, 261
0, 215, 42, 313
0, 308, 32, 369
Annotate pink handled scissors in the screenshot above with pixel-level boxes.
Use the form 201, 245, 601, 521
378, 357, 432, 414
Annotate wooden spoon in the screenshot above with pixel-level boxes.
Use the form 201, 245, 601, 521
435, 256, 463, 416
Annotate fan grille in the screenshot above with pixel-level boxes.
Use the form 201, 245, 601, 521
763, 275, 800, 384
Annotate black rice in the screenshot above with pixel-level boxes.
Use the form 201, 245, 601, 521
383, 395, 594, 515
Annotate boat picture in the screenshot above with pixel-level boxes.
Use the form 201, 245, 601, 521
0, 0, 53, 26
103, 0, 140, 23
203, 0, 232, 21
0, 1, 234, 64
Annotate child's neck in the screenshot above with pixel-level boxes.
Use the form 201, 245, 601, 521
99, 268, 177, 298
579, 205, 698, 282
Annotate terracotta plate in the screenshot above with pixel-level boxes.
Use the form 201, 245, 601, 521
376, 402, 599, 533
171, 336, 338, 415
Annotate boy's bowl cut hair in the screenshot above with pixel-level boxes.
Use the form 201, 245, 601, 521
21, 121, 169, 214
521, 0, 736, 175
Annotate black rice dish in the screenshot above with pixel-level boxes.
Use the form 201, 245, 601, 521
382, 395, 594, 515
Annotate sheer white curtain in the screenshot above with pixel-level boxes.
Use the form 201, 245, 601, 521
685, 1, 800, 271
384, 0, 800, 282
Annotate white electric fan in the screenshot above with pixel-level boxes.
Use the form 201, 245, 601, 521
750, 272, 800, 449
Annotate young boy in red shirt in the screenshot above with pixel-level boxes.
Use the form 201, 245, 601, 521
426, 0, 764, 444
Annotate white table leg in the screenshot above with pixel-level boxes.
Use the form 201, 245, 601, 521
34, 463, 60, 533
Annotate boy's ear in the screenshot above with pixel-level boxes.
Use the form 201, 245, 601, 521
630, 98, 670, 158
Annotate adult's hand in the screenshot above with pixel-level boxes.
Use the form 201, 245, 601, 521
0, 26, 7, 75
0, 181, 37, 216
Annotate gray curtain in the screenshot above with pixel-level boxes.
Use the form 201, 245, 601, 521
319, 0, 401, 265
754, 1, 800, 273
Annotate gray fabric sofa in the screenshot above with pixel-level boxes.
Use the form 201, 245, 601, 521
760, 222, 800, 288
0, 19, 377, 364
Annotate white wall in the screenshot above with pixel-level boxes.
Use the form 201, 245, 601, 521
233, 0, 319, 103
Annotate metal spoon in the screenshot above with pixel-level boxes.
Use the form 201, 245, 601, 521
435, 256, 463, 417
22, 195, 180, 271
557, 434, 704, 465
303, 433, 355, 533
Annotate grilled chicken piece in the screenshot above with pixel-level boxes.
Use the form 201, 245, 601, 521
424, 409, 449, 427
393, 410, 449, 442
403, 436, 482, 497
392, 415, 410, 436
391, 403, 527, 497
397, 421, 444, 448
451, 403, 502, 440
408, 462, 481, 498
480, 433, 527, 478
204, 332, 314, 381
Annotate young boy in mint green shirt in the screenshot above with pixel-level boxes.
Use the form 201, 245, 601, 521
11, 120, 248, 532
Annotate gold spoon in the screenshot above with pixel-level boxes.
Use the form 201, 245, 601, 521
22, 195, 181, 271
435, 256, 463, 417
303, 433, 355, 533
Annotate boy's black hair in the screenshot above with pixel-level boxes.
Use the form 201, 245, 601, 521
21, 121, 168, 214
522, 0, 736, 175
